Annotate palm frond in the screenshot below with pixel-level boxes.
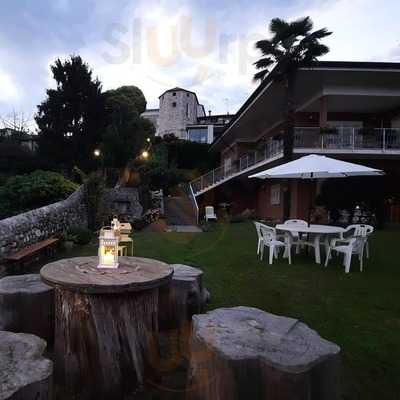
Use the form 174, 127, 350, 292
269, 18, 290, 36
254, 57, 274, 70
289, 16, 313, 37
255, 39, 284, 59
253, 68, 270, 82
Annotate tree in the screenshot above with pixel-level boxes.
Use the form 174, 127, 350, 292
254, 16, 331, 218
254, 16, 331, 157
102, 86, 155, 168
35, 56, 105, 171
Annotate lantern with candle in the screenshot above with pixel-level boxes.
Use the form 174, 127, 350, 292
98, 227, 119, 269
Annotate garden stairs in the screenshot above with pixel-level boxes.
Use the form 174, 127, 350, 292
164, 196, 198, 226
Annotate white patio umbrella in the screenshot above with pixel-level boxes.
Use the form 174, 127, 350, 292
249, 154, 384, 179
249, 154, 384, 223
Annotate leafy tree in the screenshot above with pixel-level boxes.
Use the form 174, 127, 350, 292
0, 170, 78, 219
35, 56, 105, 171
254, 16, 331, 218
102, 86, 155, 168
254, 16, 331, 158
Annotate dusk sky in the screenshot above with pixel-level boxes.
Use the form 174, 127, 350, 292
1, 0, 400, 129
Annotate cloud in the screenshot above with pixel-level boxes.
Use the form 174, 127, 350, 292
1, 0, 400, 123
0, 69, 19, 103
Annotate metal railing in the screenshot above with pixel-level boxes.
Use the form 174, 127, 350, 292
181, 182, 199, 224
294, 127, 400, 152
190, 140, 283, 195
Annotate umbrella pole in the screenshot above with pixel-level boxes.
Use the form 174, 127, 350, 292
308, 176, 315, 227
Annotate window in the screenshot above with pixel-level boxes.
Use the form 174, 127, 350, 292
186, 93, 190, 97
172, 92, 176, 96
172, 102, 176, 107
270, 184, 281, 205
187, 127, 208, 143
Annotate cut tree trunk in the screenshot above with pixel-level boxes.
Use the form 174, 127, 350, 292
40, 256, 173, 400
187, 307, 340, 400
0, 331, 53, 400
158, 264, 210, 372
0, 274, 54, 344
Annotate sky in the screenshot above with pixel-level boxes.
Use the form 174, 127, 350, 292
1, 0, 400, 130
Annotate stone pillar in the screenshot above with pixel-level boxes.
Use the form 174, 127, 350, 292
319, 96, 328, 128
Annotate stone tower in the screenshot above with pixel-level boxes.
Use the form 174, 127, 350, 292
157, 87, 205, 139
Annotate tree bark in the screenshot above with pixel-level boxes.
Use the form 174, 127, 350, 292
54, 287, 160, 399
0, 274, 54, 344
158, 265, 209, 372
0, 331, 53, 400
283, 71, 297, 220
187, 307, 340, 400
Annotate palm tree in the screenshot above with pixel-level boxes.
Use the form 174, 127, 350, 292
254, 16, 332, 158
254, 16, 331, 219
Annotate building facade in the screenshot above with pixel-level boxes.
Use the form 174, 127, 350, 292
141, 87, 233, 144
189, 61, 400, 224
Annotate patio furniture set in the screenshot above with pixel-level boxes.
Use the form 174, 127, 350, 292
254, 220, 374, 273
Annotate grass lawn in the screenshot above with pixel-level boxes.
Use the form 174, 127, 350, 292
59, 222, 400, 400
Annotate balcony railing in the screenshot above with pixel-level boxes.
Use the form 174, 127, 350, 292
190, 127, 400, 196
190, 140, 283, 195
294, 127, 400, 152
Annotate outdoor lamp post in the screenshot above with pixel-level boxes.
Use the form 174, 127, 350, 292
98, 227, 119, 269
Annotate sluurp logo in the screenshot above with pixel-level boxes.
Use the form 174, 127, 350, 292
101, 15, 263, 87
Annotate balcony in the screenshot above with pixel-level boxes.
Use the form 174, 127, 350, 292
190, 127, 400, 196
190, 140, 283, 195
294, 127, 400, 154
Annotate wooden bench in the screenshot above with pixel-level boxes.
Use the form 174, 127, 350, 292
5, 238, 59, 269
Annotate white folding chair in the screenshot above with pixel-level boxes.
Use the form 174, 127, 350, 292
260, 225, 291, 265
205, 206, 217, 222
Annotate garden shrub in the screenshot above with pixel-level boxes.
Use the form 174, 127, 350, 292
0, 170, 78, 219
65, 227, 93, 245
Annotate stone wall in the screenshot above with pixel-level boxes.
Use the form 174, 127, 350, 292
0, 187, 87, 260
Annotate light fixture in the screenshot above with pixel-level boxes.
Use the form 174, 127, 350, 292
146, 137, 151, 143
141, 150, 149, 159
98, 227, 119, 269
94, 149, 101, 157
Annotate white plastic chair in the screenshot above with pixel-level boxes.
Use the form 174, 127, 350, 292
283, 219, 308, 255
205, 206, 217, 222
324, 224, 372, 273
254, 221, 263, 256
260, 225, 291, 265
345, 224, 374, 258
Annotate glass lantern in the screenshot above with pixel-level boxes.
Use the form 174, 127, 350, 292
98, 227, 119, 269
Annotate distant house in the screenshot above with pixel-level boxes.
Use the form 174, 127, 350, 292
189, 61, 400, 223
141, 87, 234, 144
0, 128, 38, 152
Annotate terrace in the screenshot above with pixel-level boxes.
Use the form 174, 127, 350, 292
190, 127, 400, 196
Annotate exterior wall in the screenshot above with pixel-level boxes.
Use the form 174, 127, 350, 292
0, 187, 87, 260
141, 109, 160, 133
256, 182, 284, 222
158, 90, 200, 139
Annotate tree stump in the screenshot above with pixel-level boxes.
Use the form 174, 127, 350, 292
0, 331, 53, 400
40, 256, 173, 400
187, 307, 341, 400
158, 264, 210, 370
0, 274, 54, 344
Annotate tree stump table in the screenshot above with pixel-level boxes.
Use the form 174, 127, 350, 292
0, 274, 54, 344
0, 331, 53, 400
40, 256, 173, 400
187, 307, 341, 400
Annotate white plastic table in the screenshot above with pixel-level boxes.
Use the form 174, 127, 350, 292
276, 224, 345, 264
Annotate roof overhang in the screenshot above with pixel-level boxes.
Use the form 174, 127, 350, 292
210, 61, 400, 152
